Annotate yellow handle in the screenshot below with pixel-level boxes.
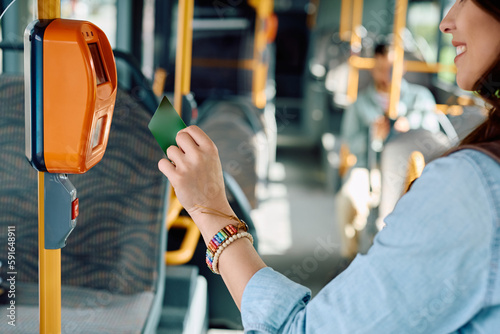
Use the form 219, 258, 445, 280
339, 144, 357, 178
152, 68, 168, 97
165, 216, 200, 265
404, 151, 426, 193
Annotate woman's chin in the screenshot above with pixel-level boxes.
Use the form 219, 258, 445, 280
456, 74, 476, 92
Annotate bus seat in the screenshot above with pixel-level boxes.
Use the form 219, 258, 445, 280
448, 105, 487, 141
378, 129, 450, 229
196, 98, 269, 209
0, 75, 167, 333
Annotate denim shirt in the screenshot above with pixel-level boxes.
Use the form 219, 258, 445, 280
241, 149, 500, 333
341, 79, 439, 168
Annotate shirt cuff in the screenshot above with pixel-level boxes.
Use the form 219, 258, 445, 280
241, 267, 311, 333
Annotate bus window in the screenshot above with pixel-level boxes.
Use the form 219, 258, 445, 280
407, 1, 441, 63
406, 0, 457, 86
437, 0, 457, 85
61, 0, 117, 48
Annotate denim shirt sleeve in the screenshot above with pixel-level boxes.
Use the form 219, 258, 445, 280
241, 151, 495, 333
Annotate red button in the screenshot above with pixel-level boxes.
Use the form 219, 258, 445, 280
72, 198, 79, 220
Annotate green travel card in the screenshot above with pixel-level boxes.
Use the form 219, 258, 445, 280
148, 96, 187, 153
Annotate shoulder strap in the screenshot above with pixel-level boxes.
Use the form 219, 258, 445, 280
448, 142, 500, 165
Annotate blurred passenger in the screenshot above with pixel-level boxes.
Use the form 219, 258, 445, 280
158, 0, 500, 332
342, 43, 440, 168
337, 43, 440, 258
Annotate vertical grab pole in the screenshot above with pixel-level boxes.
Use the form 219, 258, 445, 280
38, 0, 60, 19
388, 0, 408, 120
249, 0, 274, 109
37, 2, 61, 334
38, 173, 62, 334
168, 0, 194, 229
339, 0, 353, 41
346, 0, 363, 103
173, 0, 194, 114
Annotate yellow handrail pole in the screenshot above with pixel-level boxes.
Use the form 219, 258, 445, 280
249, 0, 274, 109
166, 0, 195, 257
339, 0, 353, 41
38, 0, 60, 19
346, 0, 363, 103
252, 12, 266, 109
349, 55, 375, 70
173, 0, 194, 113
38, 173, 62, 334
388, 0, 408, 120
405, 60, 456, 74
307, 0, 320, 30
349, 56, 457, 74
36, 2, 62, 333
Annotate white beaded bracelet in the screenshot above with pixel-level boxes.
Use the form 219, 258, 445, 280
212, 231, 254, 274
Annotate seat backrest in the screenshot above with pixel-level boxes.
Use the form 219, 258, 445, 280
197, 98, 268, 209
378, 129, 451, 223
0, 75, 167, 295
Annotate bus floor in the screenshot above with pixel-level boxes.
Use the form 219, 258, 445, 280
251, 146, 351, 297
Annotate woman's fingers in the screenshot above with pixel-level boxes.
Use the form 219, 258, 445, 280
176, 130, 199, 154
180, 125, 216, 150
166, 145, 184, 166
158, 158, 175, 176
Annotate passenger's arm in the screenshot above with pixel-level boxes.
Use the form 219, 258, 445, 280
242, 150, 494, 333
340, 104, 367, 159
158, 126, 266, 308
158, 126, 493, 333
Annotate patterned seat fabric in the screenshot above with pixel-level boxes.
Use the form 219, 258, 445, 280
0, 75, 167, 333
197, 99, 269, 209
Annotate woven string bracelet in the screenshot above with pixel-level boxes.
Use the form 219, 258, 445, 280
195, 204, 249, 232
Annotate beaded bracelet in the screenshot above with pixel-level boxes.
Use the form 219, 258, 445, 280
211, 231, 253, 274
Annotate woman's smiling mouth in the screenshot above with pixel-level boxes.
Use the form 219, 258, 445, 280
456, 45, 467, 56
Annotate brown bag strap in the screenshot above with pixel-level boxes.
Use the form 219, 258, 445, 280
447, 142, 500, 165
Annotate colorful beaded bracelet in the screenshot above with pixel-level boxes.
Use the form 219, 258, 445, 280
206, 224, 238, 272
195, 205, 253, 274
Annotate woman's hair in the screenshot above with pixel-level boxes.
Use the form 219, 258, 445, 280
461, 0, 500, 145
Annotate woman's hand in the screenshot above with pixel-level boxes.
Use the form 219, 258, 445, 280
373, 116, 391, 141
159, 127, 266, 308
394, 116, 410, 133
158, 126, 230, 219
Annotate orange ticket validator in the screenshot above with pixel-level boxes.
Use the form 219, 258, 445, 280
25, 19, 117, 174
